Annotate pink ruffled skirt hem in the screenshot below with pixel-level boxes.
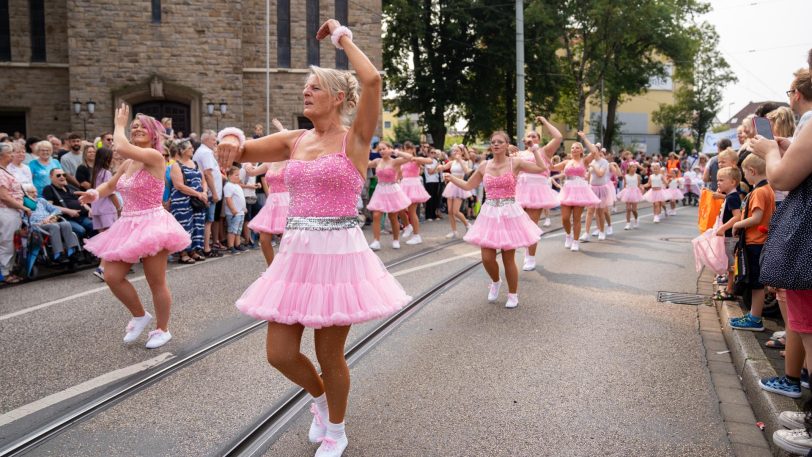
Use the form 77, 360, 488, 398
400, 177, 430, 203
367, 183, 411, 213
558, 179, 601, 207
667, 188, 684, 200
248, 191, 289, 234
515, 174, 559, 209
644, 188, 669, 203
442, 182, 472, 199
235, 227, 411, 328
463, 201, 542, 250
590, 183, 615, 208
618, 187, 644, 203
84, 206, 191, 263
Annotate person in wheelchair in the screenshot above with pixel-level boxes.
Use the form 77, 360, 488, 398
22, 184, 80, 262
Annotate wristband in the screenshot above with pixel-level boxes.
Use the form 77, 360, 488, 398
217, 127, 246, 149
331, 26, 353, 50
86, 188, 100, 202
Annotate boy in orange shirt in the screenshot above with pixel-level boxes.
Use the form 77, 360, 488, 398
728, 154, 775, 332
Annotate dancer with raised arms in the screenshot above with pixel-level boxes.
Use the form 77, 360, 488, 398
366, 141, 413, 250
397, 142, 433, 245
216, 19, 410, 457
550, 132, 600, 252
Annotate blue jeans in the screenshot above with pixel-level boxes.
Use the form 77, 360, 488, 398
68, 216, 94, 239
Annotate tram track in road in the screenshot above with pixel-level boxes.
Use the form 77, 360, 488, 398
0, 238, 465, 457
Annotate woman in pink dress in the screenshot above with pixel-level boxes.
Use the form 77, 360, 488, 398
397, 142, 433, 245
549, 131, 600, 252
445, 131, 545, 309
437, 145, 472, 238
246, 161, 289, 265
366, 141, 412, 250
515, 115, 562, 270
217, 19, 410, 457
78, 106, 190, 349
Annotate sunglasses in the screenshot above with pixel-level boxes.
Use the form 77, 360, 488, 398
54, 174, 65, 178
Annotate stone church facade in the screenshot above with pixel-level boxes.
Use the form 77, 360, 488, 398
0, 0, 382, 139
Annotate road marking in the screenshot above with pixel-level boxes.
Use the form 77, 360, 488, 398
0, 352, 174, 427
393, 251, 481, 277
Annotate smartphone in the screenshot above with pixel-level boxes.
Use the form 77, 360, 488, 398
753, 116, 774, 140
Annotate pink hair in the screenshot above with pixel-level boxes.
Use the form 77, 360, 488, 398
135, 113, 165, 154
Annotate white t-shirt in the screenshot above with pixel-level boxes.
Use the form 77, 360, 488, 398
424, 159, 440, 183
239, 167, 257, 200
8, 163, 32, 185
589, 158, 609, 185
223, 182, 246, 216
193, 144, 223, 200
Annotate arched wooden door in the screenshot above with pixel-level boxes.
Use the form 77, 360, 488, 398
132, 101, 191, 138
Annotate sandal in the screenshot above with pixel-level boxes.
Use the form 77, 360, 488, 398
203, 249, 223, 258
766, 338, 786, 349
190, 252, 206, 261
714, 291, 736, 301
179, 255, 195, 264
2, 275, 23, 284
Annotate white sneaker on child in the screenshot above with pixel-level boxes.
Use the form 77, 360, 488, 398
597, 231, 606, 241
606, 226, 613, 235
401, 225, 413, 238
488, 281, 502, 302
543, 218, 551, 227
369, 240, 381, 250
392, 240, 401, 249
406, 235, 423, 245
624, 223, 631, 230
123, 313, 153, 343
579, 233, 590, 242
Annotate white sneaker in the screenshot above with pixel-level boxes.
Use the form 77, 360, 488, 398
579, 233, 590, 242
570, 240, 580, 252
445, 231, 458, 239
487, 281, 502, 302
392, 240, 401, 249
145, 329, 172, 349
772, 330, 787, 340
653, 215, 660, 223
522, 257, 536, 271
773, 428, 812, 456
606, 226, 613, 235
369, 240, 381, 250
123, 313, 153, 343
633, 219, 639, 228
624, 223, 631, 230
778, 411, 806, 429
308, 403, 327, 443
315, 434, 348, 457
406, 235, 423, 245
597, 231, 606, 241
592, 229, 600, 236
401, 225, 413, 238
543, 218, 551, 227
564, 235, 573, 249
505, 293, 519, 309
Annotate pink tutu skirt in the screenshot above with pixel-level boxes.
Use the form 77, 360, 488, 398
84, 206, 191, 263
248, 191, 289, 234
558, 179, 601, 207
618, 186, 644, 203
644, 188, 669, 203
400, 176, 430, 203
668, 188, 684, 200
235, 226, 411, 328
442, 182, 472, 199
367, 183, 411, 213
590, 183, 615, 208
515, 173, 560, 209
464, 200, 542, 250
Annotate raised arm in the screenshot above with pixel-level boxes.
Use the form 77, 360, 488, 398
445, 163, 484, 191
393, 150, 413, 165
516, 147, 547, 174
536, 116, 563, 155
367, 158, 381, 169
751, 127, 812, 191
112, 104, 164, 174
244, 162, 269, 177
410, 156, 433, 165
76, 160, 128, 204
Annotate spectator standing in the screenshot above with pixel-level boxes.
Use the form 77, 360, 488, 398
223, 166, 247, 254
42, 169, 93, 239
0, 143, 30, 284
89, 147, 120, 232
423, 146, 442, 221
59, 133, 85, 188
252, 123, 264, 139
100, 132, 114, 150
74, 143, 97, 190
193, 130, 224, 256
170, 140, 208, 263
239, 163, 260, 248
8, 143, 32, 186
28, 140, 62, 196
703, 138, 732, 192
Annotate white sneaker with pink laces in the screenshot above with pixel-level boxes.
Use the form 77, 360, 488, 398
316, 422, 348, 457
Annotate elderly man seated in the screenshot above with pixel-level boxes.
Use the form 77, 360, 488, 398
41, 168, 94, 239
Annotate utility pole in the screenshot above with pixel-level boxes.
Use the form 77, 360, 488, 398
265, 0, 271, 134
516, 0, 525, 142
599, 76, 604, 144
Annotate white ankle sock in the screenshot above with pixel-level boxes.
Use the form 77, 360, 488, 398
326, 421, 346, 441
314, 393, 329, 418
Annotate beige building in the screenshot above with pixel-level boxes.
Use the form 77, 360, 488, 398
0, 0, 381, 139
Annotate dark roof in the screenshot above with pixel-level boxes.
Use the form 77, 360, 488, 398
722, 101, 789, 130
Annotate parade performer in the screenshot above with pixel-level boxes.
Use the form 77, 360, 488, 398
219, 19, 410, 457
515, 115, 562, 270
397, 143, 433, 245
581, 146, 613, 242
78, 106, 190, 349
643, 163, 668, 222
550, 132, 600, 251
445, 131, 545, 308
366, 141, 413, 250
666, 168, 683, 216
246, 161, 289, 265
438, 145, 472, 238
618, 161, 644, 229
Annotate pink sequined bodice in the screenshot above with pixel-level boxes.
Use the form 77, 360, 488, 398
117, 169, 164, 212
265, 164, 287, 194
286, 133, 362, 218
376, 167, 398, 183
484, 172, 516, 199
564, 163, 587, 178
519, 149, 551, 177
401, 161, 420, 178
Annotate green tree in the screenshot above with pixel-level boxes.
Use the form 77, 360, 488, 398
386, 118, 422, 145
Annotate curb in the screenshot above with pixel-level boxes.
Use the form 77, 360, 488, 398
716, 298, 798, 456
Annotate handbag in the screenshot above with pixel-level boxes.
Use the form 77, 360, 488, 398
23, 195, 37, 211
759, 174, 812, 289
181, 163, 208, 211
692, 213, 727, 276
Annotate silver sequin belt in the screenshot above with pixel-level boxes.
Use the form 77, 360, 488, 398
285, 216, 360, 231
484, 197, 516, 207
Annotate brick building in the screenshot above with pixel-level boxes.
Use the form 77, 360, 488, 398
0, 0, 382, 139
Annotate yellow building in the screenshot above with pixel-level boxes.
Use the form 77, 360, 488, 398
381, 107, 419, 142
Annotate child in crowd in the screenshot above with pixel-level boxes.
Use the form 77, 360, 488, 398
714, 167, 743, 300
643, 162, 668, 223
665, 168, 683, 216
729, 155, 775, 332
618, 161, 643, 229
223, 166, 247, 254
682, 164, 703, 206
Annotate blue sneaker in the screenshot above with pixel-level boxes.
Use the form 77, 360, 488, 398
802, 369, 809, 389
729, 314, 764, 332
760, 376, 802, 398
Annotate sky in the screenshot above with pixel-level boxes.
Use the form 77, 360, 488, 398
703, 0, 812, 121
